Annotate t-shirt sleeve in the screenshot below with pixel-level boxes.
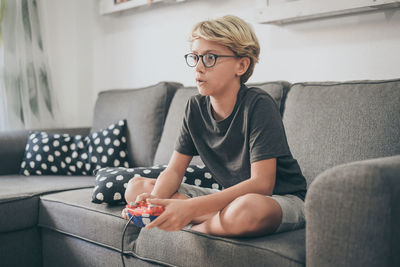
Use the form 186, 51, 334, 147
249, 96, 291, 163
174, 99, 198, 156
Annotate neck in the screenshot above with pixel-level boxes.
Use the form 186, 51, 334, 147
210, 82, 241, 121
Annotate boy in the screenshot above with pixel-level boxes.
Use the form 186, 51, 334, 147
123, 15, 307, 237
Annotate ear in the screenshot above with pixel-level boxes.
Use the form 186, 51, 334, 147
236, 57, 251, 77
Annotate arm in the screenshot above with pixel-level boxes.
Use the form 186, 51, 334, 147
146, 158, 277, 230
305, 155, 400, 267
150, 151, 193, 199
186, 158, 276, 218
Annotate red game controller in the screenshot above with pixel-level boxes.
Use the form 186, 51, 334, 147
125, 201, 165, 227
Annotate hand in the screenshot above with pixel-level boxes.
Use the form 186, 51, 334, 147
135, 192, 158, 204
145, 198, 195, 232
121, 193, 158, 220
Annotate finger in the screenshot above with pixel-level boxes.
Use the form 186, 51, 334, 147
157, 216, 188, 232
121, 208, 127, 219
135, 193, 148, 202
154, 219, 180, 232
135, 193, 150, 203
147, 198, 169, 206
145, 212, 169, 229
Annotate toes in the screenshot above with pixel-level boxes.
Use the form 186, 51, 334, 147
121, 208, 128, 219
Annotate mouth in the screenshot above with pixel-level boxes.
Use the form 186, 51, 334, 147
196, 78, 206, 85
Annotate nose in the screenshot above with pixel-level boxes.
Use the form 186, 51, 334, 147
195, 57, 206, 73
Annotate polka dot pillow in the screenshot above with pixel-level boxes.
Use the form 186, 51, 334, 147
20, 120, 131, 176
92, 164, 223, 204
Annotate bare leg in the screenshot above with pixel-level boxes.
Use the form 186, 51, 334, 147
190, 212, 218, 225
190, 193, 282, 237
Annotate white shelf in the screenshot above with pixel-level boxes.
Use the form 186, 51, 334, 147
255, 0, 400, 24
99, 0, 187, 15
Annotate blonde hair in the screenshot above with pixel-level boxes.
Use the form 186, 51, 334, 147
189, 15, 260, 84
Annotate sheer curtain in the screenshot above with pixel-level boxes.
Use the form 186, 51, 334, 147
0, 0, 58, 131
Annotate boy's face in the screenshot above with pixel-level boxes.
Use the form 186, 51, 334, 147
190, 38, 243, 97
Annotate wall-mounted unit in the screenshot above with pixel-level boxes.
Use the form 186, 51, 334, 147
255, 0, 400, 24
100, 0, 187, 15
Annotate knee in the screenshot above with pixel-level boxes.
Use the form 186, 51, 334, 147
126, 176, 154, 192
124, 177, 153, 202
221, 194, 280, 233
127, 176, 146, 187
222, 194, 259, 225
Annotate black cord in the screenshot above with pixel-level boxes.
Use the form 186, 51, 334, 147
121, 215, 134, 267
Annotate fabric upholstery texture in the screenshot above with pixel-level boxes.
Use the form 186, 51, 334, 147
1, 78, 399, 267
39, 188, 141, 251
42, 229, 161, 267
92, 82, 182, 167
20, 120, 130, 176
0, 175, 94, 202
153, 87, 202, 166
92, 166, 163, 204
135, 227, 305, 267
0, 196, 39, 232
0, 228, 42, 267
92, 165, 222, 205
305, 155, 400, 267
38, 188, 305, 267
0, 175, 94, 232
283, 79, 400, 185
0, 127, 91, 175
248, 81, 291, 115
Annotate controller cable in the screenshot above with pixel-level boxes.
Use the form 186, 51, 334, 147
121, 214, 134, 267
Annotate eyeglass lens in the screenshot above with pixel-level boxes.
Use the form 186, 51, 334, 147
186, 54, 216, 68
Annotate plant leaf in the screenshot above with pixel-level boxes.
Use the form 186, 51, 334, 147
22, 0, 32, 42
39, 68, 53, 115
27, 62, 39, 117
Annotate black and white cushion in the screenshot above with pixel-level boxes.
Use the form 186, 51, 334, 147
20, 120, 130, 176
92, 164, 223, 204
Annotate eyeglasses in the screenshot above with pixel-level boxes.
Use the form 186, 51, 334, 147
184, 53, 239, 68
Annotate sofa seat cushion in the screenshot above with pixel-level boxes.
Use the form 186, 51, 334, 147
39, 188, 140, 251
92, 82, 182, 167
133, 227, 305, 267
0, 195, 39, 233
283, 79, 400, 185
154, 81, 290, 166
0, 175, 94, 232
38, 189, 305, 266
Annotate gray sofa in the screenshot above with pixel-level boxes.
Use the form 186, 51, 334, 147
0, 79, 399, 267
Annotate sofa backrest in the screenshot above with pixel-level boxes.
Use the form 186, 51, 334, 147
282, 79, 400, 186
153, 81, 291, 166
92, 82, 182, 167
153, 87, 201, 166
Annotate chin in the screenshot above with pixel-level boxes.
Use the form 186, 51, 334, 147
197, 84, 211, 96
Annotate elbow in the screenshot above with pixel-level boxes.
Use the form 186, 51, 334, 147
262, 186, 274, 196
251, 176, 275, 196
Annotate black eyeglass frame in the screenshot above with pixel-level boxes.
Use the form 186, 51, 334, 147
184, 53, 240, 68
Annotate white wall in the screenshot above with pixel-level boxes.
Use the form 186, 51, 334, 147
40, 0, 400, 128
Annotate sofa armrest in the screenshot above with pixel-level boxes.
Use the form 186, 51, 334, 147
305, 155, 400, 267
0, 127, 91, 175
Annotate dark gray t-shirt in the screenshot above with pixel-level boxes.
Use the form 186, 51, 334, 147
175, 85, 307, 200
